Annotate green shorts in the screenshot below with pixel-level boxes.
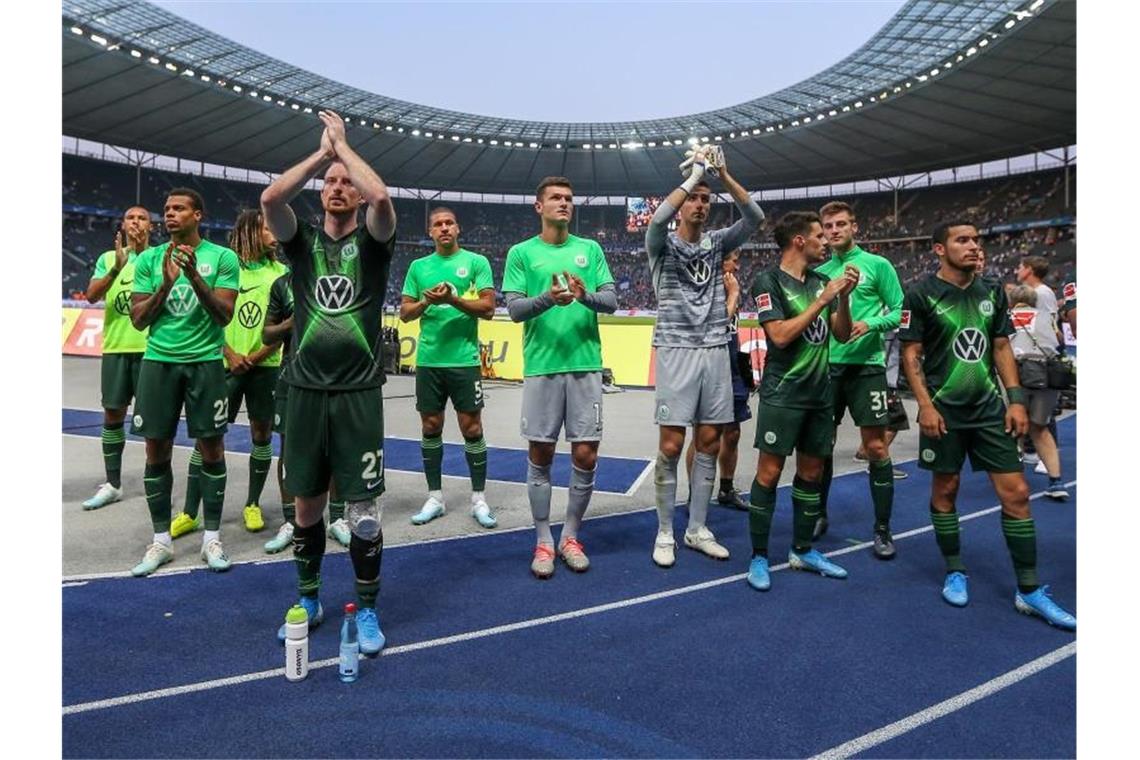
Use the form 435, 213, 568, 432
131, 359, 228, 440
225, 366, 280, 424
831, 365, 891, 428
415, 365, 485, 414
918, 423, 1021, 474
754, 401, 834, 458
273, 375, 289, 434
283, 385, 385, 502
101, 352, 143, 410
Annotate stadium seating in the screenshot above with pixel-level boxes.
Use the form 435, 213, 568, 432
62, 154, 1076, 306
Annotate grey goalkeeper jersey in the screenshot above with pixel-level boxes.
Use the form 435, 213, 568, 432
646, 199, 764, 348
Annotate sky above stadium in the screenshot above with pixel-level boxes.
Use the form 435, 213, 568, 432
153, 1, 905, 122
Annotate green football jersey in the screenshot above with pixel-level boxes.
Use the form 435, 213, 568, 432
224, 258, 290, 368
402, 248, 494, 367
92, 249, 148, 354
131, 240, 241, 363
815, 245, 903, 367
898, 274, 1012, 429
282, 220, 394, 390
265, 273, 294, 361
501, 235, 614, 377
751, 267, 834, 409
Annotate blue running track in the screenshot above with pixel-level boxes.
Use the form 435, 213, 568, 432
62, 416, 1076, 758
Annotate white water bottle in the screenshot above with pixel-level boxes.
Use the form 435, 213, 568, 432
284, 604, 309, 682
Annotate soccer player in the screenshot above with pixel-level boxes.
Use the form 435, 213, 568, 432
262, 110, 396, 653
899, 221, 1075, 629
686, 248, 755, 511
646, 153, 764, 568
169, 210, 289, 538
745, 212, 858, 591
849, 328, 910, 480
261, 273, 352, 553
82, 206, 152, 510
815, 201, 904, 559
503, 176, 617, 578
400, 207, 497, 528
128, 189, 240, 576
261, 271, 296, 553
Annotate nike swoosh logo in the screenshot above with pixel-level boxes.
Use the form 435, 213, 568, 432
239, 286, 261, 294
365, 479, 382, 490
935, 306, 953, 316
873, 481, 892, 487
120, 279, 132, 285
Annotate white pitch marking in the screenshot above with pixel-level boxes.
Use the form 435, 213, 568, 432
809, 642, 1077, 760
61, 482, 1074, 713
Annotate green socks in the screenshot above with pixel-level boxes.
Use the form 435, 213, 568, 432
328, 499, 345, 523
1002, 515, 1039, 592
930, 506, 966, 572
143, 461, 174, 533
101, 423, 126, 488
748, 479, 777, 558
464, 435, 488, 492
293, 520, 326, 598
868, 459, 894, 533
184, 448, 203, 519
421, 434, 443, 491
282, 500, 296, 525
200, 460, 227, 531
791, 477, 822, 554
247, 441, 273, 507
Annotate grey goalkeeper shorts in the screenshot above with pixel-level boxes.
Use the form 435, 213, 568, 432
520, 371, 603, 443
654, 344, 734, 426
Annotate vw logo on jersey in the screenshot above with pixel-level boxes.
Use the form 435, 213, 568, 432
979, 300, 994, 316
456, 266, 469, 278
683, 256, 713, 287
952, 328, 988, 363
314, 274, 355, 313
575, 254, 588, 268
165, 283, 198, 317
113, 290, 131, 316
340, 242, 359, 262
803, 316, 829, 345
238, 301, 263, 329
197, 262, 213, 277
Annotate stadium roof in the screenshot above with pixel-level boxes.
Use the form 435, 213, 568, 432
62, 0, 1074, 196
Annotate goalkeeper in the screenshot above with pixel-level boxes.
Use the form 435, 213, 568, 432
645, 146, 765, 568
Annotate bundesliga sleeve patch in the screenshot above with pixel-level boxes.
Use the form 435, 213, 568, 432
1063, 282, 1076, 301
756, 293, 772, 312
899, 309, 911, 329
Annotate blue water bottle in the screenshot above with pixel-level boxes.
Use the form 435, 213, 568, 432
339, 602, 359, 683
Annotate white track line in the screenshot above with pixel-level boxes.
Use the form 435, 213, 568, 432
809, 642, 1077, 760
62, 481, 1074, 716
